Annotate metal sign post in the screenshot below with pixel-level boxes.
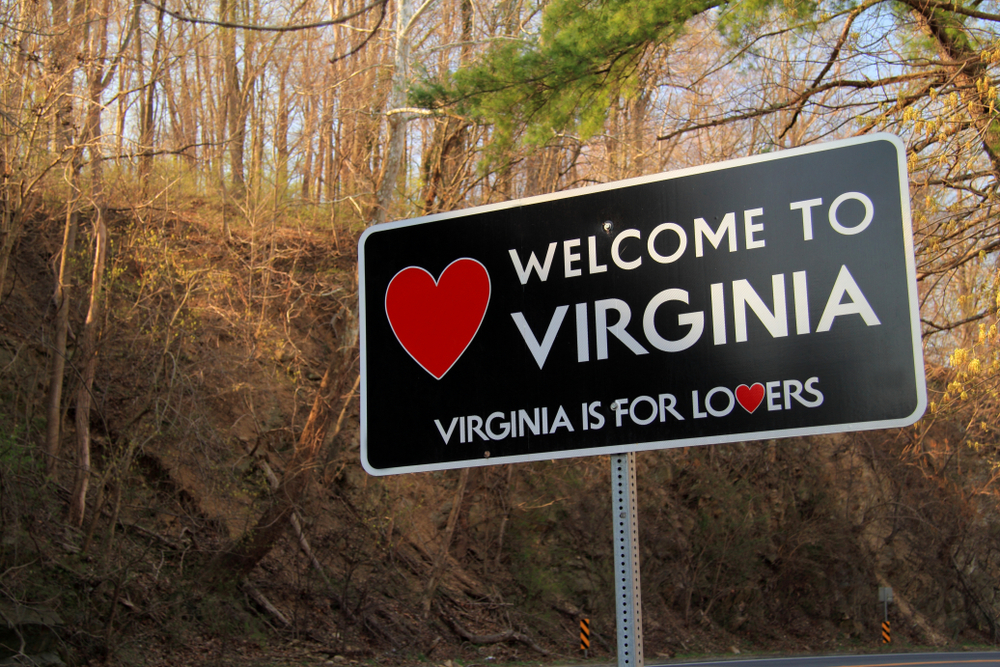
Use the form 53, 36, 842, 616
612, 453, 644, 667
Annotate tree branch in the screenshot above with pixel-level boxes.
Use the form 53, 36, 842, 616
922, 308, 992, 335
658, 72, 937, 142
142, 0, 387, 33
439, 608, 550, 655
901, 0, 1000, 23
331, 0, 389, 63
779, 1, 882, 139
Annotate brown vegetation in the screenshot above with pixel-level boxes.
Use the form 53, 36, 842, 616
0, 207, 998, 665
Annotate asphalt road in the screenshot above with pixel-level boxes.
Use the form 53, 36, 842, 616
650, 652, 1000, 667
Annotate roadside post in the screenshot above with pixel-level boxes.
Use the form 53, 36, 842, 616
580, 617, 590, 656
358, 134, 925, 667
879, 586, 893, 643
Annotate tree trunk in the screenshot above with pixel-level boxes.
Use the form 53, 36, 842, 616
323, 71, 337, 204
320, 70, 335, 203
69, 214, 107, 526
249, 69, 264, 198
55, 0, 127, 496
419, 116, 468, 214
301, 94, 314, 200
275, 63, 290, 194
44, 169, 80, 478
138, 4, 165, 193
315, 95, 328, 203
418, 0, 471, 214
370, 0, 418, 225
220, 0, 245, 189
0, 0, 36, 298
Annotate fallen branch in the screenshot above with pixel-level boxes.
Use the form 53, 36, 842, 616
439, 608, 550, 655
117, 520, 181, 549
256, 455, 330, 585
242, 578, 291, 628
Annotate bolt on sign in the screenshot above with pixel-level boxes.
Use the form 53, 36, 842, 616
359, 134, 926, 476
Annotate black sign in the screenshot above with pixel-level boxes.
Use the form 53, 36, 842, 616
359, 135, 925, 475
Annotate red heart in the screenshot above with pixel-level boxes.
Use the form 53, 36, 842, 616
385, 258, 491, 380
735, 383, 765, 413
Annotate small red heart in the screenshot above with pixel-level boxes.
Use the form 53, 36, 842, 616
735, 383, 765, 413
385, 258, 490, 380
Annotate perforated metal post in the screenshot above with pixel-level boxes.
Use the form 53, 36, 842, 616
612, 453, 644, 667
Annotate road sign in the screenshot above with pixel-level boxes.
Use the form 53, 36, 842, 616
359, 134, 926, 475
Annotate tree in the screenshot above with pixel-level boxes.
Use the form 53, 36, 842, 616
369, 0, 436, 225
418, 0, 473, 214
43, 0, 84, 479
415, 0, 1000, 339
0, 0, 56, 299
410, 0, 728, 158
44, 0, 139, 491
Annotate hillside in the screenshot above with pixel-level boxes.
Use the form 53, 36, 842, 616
1, 202, 998, 666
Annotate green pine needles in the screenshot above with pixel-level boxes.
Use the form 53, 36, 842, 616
410, 0, 820, 161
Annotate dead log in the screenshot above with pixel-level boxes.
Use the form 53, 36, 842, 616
439, 608, 550, 656
242, 578, 291, 628
257, 451, 331, 586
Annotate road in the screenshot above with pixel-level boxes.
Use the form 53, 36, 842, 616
650, 652, 1000, 667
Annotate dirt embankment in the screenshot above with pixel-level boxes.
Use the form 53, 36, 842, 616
0, 208, 997, 666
